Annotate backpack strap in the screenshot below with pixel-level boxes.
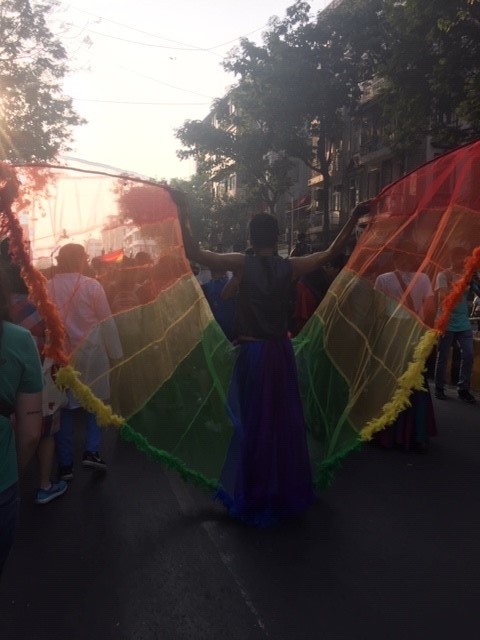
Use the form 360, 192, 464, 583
394, 270, 415, 310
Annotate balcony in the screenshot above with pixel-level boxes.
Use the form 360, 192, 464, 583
307, 211, 341, 230
358, 137, 391, 164
359, 77, 386, 104
308, 172, 324, 187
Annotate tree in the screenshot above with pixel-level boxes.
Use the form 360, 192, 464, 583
170, 173, 216, 245
339, 0, 480, 152
175, 93, 295, 217
222, 1, 364, 244
170, 172, 251, 249
0, 0, 85, 162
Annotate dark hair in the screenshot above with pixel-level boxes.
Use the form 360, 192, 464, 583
0, 237, 28, 295
0, 263, 28, 295
134, 251, 153, 266
56, 243, 87, 273
249, 214, 279, 249
0, 237, 11, 261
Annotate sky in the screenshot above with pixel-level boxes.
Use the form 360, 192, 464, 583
55, 0, 333, 183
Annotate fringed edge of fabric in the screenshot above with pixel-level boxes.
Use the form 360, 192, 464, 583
312, 439, 363, 490
55, 364, 221, 491
55, 365, 124, 427
0, 163, 68, 365
120, 422, 219, 491
359, 329, 438, 441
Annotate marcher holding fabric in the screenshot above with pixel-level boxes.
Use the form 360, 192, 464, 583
175, 190, 369, 525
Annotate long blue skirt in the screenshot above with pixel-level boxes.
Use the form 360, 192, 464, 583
216, 337, 315, 526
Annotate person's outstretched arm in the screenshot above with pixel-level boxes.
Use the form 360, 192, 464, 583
171, 190, 245, 274
290, 201, 371, 279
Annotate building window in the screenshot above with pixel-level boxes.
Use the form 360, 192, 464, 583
381, 160, 392, 187
333, 149, 342, 172
349, 178, 359, 210
332, 185, 342, 211
367, 171, 380, 198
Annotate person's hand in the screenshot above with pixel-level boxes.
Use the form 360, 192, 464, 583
170, 189, 189, 216
351, 200, 371, 220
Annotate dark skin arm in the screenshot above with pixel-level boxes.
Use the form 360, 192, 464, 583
289, 201, 371, 279
172, 189, 370, 280
172, 189, 246, 273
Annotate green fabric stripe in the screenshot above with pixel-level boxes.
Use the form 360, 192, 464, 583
294, 314, 361, 489
124, 319, 236, 483
110, 273, 215, 419
120, 423, 219, 491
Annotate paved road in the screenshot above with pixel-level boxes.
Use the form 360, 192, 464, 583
1, 386, 480, 640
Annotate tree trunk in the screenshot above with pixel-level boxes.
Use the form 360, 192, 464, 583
322, 172, 330, 248
317, 129, 331, 249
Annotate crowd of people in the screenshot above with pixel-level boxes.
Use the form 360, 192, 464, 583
0, 198, 479, 570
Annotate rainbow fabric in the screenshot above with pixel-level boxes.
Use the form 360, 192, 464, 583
0, 141, 479, 491
296, 140, 480, 484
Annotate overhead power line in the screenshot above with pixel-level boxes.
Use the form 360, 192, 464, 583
72, 98, 210, 106
64, 3, 268, 54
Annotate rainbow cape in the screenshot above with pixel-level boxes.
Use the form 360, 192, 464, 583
0, 141, 479, 490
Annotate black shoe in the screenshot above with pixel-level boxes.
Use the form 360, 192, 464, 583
82, 451, 107, 470
435, 389, 448, 400
458, 389, 476, 404
58, 465, 74, 481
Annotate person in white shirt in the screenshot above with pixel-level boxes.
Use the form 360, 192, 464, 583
373, 245, 436, 452
48, 244, 123, 480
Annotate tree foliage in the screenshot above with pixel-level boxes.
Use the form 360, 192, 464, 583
175, 0, 480, 237
334, 0, 480, 151
0, 0, 85, 162
177, 1, 362, 239
169, 172, 251, 249
176, 92, 295, 216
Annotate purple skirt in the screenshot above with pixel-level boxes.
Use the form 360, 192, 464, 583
217, 337, 315, 526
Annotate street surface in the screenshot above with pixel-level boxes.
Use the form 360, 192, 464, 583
1, 384, 479, 640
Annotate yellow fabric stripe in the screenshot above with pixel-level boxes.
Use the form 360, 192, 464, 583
359, 330, 439, 440
313, 269, 438, 435
56, 273, 215, 423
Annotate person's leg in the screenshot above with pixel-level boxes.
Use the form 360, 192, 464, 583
0, 483, 19, 577
37, 434, 56, 488
34, 426, 68, 503
84, 410, 102, 454
81, 411, 106, 469
54, 408, 74, 467
434, 331, 454, 393
456, 330, 474, 391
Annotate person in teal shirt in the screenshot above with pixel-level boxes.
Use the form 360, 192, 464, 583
0, 277, 43, 576
434, 247, 480, 403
